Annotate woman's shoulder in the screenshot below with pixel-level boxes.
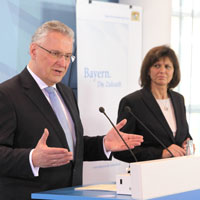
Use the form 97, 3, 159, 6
169, 89, 184, 100
121, 88, 146, 104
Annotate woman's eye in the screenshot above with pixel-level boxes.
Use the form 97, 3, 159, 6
165, 65, 172, 69
153, 64, 160, 68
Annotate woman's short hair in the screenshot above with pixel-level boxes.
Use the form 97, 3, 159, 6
31, 20, 74, 44
140, 45, 180, 89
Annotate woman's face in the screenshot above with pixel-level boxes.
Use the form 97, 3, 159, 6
149, 57, 174, 89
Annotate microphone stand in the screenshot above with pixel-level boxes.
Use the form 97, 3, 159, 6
99, 107, 138, 162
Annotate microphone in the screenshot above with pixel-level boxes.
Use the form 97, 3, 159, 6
99, 107, 138, 162
124, 106, 174, 157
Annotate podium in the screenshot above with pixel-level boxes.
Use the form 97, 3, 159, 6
116, 155, 200, 199
32, 155, 200, 200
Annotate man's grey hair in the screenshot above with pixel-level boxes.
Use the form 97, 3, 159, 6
31, 20, 74, 43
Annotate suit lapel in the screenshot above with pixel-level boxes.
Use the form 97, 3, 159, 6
141, 88, 175, 142
56, 84, 78, 137
168, 91, 180, 141
56, 83, 81, 157
56, 85, 75, 122
19, 68, 68, 147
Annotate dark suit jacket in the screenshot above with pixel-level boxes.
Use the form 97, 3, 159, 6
0, 68, 108, 200
114, 87, 191, 162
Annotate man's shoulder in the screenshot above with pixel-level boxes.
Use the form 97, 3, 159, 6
0, 68, 29, 96
0, 73, 20, 91
56, 82, 75, 97
57, 82, 72, 92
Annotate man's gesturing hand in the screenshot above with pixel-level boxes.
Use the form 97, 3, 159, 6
32, 128, 73, 168
104, 119, 143, 152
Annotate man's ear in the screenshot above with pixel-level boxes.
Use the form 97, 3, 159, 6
30, 43, 38, 60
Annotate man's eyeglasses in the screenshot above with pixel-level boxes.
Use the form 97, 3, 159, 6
37, 44, 75, 62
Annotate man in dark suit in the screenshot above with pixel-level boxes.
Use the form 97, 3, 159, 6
0, 20, 143, 200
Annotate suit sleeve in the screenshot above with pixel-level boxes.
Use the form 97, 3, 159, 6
176, 95, 192, 143
83, 136, 110, 161
0, 90, 34, 178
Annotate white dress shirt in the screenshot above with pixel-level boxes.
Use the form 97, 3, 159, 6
156, 98, 177, 137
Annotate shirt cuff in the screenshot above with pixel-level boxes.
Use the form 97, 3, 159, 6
103, 137, 111, 158
29, 149, 40, 176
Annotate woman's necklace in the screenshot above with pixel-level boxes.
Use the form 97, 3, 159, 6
152, 88, 170, 111
160, 99, 169, 111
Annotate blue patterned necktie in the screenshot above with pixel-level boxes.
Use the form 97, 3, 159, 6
45, 86, 73, 153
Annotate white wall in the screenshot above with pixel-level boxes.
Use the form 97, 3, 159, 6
119, 0, 172, 58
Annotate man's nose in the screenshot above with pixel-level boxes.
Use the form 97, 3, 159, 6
57, 55, 68, 66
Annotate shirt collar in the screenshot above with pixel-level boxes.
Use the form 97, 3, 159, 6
27, 65, 57, 90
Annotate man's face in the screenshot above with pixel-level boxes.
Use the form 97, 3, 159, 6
30, 31, 73, 86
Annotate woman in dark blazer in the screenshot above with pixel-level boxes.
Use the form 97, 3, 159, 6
114, 45, 193, 162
